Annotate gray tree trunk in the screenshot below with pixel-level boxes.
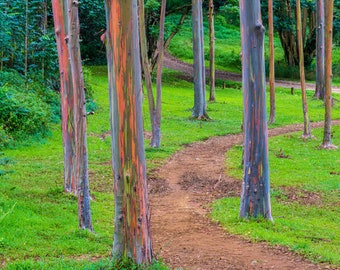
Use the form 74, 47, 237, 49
239, 0, 273, 220
315, 0, 325, 100
192, 0, 208, 119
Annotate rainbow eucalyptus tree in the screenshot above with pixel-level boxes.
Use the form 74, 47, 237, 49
104, 0, 153, 263
208, 0, 215, 102
296, 0, 312, 138
322, 0, 337, 149
268, 0, 276, 124
138, 0, 165, 148
192, 0, 209, 119
68, 0, 93, 230
51, 0, 76, 194
315, 0, 325, 100
239, 0, 273, 220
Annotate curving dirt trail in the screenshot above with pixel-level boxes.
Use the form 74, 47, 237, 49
163, 52, 340, 93
149, 121, 340, 270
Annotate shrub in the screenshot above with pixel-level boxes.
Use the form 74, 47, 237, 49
0, 85, 51, 139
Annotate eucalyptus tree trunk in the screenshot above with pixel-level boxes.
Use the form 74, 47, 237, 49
208, 0, 215, 102
151, 0, 166, 148
315, 0, 325, 100
104, 0, 153, 263
239, 0, 273, 221
296, 0, 312, 138
192, 0, 208, 119
51, 0, 76, 194
68, 0, 93, 231
268, 0, 276, 124
322, 0, 337, 149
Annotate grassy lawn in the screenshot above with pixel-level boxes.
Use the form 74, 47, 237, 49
1, 65, 340, 268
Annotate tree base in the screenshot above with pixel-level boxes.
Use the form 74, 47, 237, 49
320, 143, 338, 149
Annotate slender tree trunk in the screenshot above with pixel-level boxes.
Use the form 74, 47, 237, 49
25, 0, 29, 81
104, 0, 153, 263
151, 0, 166, 148
315, 0, 325, 100
296, 0, 312, 138
239, 0, 273, 220
322, 0, 337, 149
208, 0, 215, 102
138, 0, 154, 121
68, 0, 93, 231
268, 0, 276, 124
41, 0, 48, 80
192, 0, 208, 119
51, 0, 76, 194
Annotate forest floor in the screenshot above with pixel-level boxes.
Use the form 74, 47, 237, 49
150, 54, 340, 269
163, 52, 340, 93
149, 120, 340, 270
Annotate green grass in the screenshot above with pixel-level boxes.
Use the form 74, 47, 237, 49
212, 127, 340, 266
1, 66, 340, 268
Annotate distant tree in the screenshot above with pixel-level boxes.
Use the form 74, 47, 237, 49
268, 0, 276, 124
322, 0, 338, 149
296, 0, 312, 138
152, 0, 166, 148
51, 0, 76, 194
239, 0, 273, 220
209, 0, 216, 102
192, 0, 209, 119
315, 0, 326, 100
104, 0, 153, 263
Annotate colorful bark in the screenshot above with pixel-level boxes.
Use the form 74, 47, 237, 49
268, 0, 276, 124
322, 0, 337, 149
105, 0, 153, 263
68, 0, 93, 230
209, 0, 215, 102
315, 0, 325, 100
239, 0, 273, 220
51, 0, 76, 194
192, 0, 208, 119
296, 0, 312, 138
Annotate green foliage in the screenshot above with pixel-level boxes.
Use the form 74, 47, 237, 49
213, 127, 340, 265
79, 0, 106, 65
0, 0, 59, 89
0, 70, 60, 143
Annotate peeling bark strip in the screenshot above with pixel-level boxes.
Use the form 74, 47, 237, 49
67, 0, 93, 230
239, 0, 272, 220
51, 0, 76, 194
105, 0, 153, 263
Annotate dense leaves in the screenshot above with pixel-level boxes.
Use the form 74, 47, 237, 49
0, 70, 59, 146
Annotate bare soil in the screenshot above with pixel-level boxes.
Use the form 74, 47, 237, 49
149, 121, 340, 270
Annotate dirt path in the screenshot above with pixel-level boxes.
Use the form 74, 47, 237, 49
149, 121, 340, 270
163, 52, 340, 93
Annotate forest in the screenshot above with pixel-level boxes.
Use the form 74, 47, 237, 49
0, 0, 340, 269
